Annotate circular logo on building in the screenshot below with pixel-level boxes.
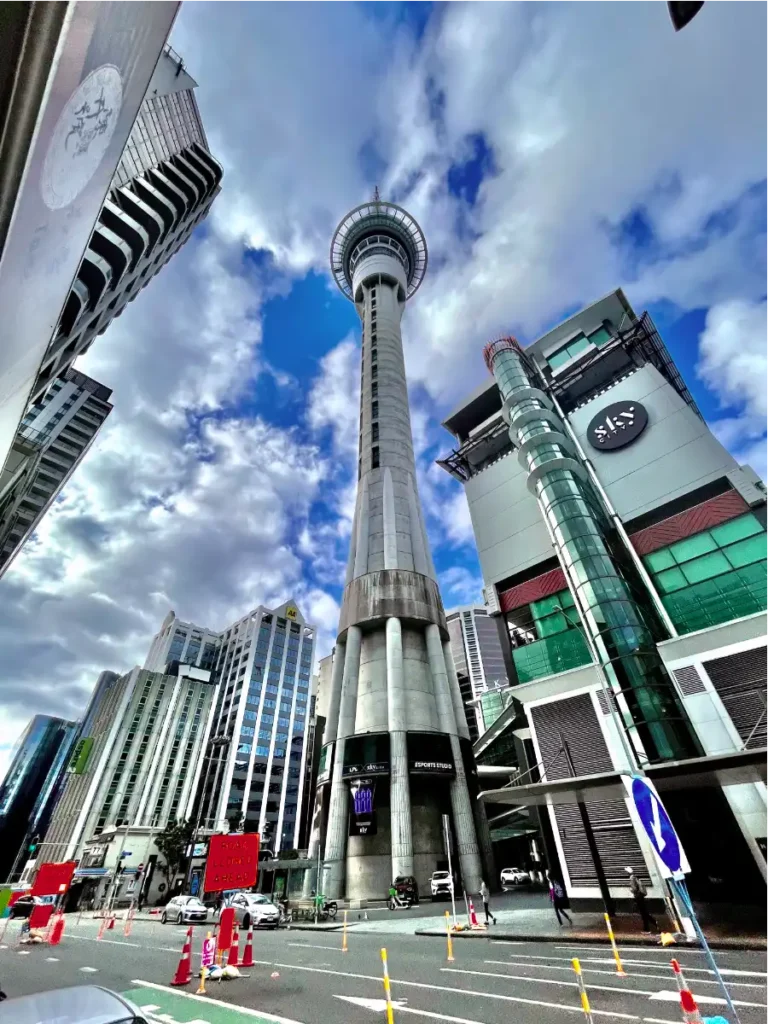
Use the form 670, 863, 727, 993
40, 64, 123, 210
587, 400, 648, 451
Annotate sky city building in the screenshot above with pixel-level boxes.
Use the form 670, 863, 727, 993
315, 194, 487, 901
439, 289, 767, 909
192, 601, 315, 855
0, 368, 113, 579
446, 605, 510, 741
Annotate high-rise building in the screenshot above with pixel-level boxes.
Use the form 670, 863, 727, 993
0, 368, 113, 579
446, 605, 510, 740
27, 44, 223, 410
314, 194, 488, 901
192, 601, 315, 855
0, 715, 77, 882
439, 289, 767, 907
144, 610, 220, 674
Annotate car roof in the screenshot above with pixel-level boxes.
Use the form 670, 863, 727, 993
0, 985, 141, 1024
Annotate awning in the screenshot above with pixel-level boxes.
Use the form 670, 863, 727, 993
73, 868, 110, 878
479, 746, 767, 808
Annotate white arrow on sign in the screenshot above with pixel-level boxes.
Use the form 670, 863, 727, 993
334, 995, 492, 1023
649, 793, 666, 852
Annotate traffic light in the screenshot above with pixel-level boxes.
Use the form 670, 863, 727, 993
667, 2, 704, 31
28, 834, 40, 854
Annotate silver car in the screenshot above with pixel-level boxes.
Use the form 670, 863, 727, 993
161, 894, 208, 925
228, 891, 279, 929
0, 985, 146, 1023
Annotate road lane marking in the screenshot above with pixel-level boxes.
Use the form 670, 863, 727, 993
67, 934, 142, 948
287, 942, 346, 952
79, 966, 98, 973
252, 959, 663, 1021
443, 967, 659, 998
129, 980, 306, 1023
553, 945, 741, 956
335, 993, 489, 1022
484, 959, 766, 989
649, 989, 765, 1009
45, 957, 59, 962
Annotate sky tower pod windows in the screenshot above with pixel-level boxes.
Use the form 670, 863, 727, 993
371, 446, 380, 469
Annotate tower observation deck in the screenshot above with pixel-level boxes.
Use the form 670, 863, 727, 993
308, 194, 489, 901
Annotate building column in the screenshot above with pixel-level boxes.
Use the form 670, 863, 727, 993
425, 624, 483, 895
387, 617, 413, 879
443, 639, 470, 741
322, 626, 362, 899
322, 640, 347, 745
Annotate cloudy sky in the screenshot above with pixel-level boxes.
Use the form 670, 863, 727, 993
1, 1, 765, 778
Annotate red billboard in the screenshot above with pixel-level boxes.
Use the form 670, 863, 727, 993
31, 861, 77, 897
203, 834, 259, 894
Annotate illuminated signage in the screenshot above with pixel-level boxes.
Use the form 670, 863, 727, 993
349, 778, 377, 837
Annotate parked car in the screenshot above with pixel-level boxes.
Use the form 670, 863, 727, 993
8, 895, 43, 919
430, 871, 454, 900
161, 895, 208, 925
228, 892, 280, 929
0, 986, 146, 1023
500, 866, 529, 888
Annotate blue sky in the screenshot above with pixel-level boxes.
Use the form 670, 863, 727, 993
0, 1, 765, 775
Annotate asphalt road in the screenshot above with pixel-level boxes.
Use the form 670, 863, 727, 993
0, 913, 765, 1024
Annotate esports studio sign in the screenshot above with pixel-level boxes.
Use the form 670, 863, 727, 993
587, 400, 648, 451
349, 777, 377, 837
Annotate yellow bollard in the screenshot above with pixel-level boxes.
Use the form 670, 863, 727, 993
444, 911, 455, 962
196, 966, 207, 995
381, 947, 395, 1024
572, 959, 595, 1024
603, 913, 626, 976
342, 910, 348, 953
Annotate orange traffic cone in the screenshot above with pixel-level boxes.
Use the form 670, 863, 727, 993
468, 899, 480, 928
670, 959, 704, 1024
107, 915, 116, 930
241, 925, 254, 968
171, 927, 193, 986
227, 924, 240, 967
96, 916, 107, 941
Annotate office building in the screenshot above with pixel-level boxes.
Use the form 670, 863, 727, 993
144, 611, 220, 673
446, 605, 510, 740
192, 601, 315, 855
313, 193, 487, 902
439, 289, 767, 909
0, 716, 77, 882
0, 369, 113, 579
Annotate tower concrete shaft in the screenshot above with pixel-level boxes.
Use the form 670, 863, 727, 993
322, 198, 484, 900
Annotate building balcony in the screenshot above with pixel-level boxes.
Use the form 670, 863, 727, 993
513, 629, 593, 684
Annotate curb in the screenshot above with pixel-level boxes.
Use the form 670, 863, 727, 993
414, 929, 766, 951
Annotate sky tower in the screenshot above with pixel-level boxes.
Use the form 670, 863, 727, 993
318, 193, 487, 900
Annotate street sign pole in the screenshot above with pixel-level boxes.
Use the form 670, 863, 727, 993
442, 814, 457, 929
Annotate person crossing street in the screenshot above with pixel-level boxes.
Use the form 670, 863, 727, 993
626, 866, 658, 933
479, 879, 496, 925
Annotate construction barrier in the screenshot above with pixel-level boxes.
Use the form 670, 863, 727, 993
240, 925, 254, 968
603, 914, 626, 976
572, 958, 595, 1024
124, 905, 135, 937
96, 915, 107, 941
49, 915, 65, 946
670, 958, 703, 1024
227, 924, 240, 967
342, 910, 348, 953
380, 947, 395, 1024
444, 911, 454, 963
171, 927, 193, 987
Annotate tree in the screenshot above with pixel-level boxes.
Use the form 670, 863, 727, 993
154, 819, 195, 887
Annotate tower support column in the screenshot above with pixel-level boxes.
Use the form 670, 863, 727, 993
387, 617, 413, 880
323, 626, 362, 898
425, 624, 483, 894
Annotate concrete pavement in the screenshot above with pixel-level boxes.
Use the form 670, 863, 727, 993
0, 912, 765, 1024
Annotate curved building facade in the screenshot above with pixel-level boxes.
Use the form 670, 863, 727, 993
313, 196, 488, 901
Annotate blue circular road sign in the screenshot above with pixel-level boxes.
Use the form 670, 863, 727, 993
630, 776, 682, 875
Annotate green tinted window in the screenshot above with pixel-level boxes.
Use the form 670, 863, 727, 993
670, 532, 717, 564
646, 549, 676, 572
568, 335, 590, 358
547, 347, 573, 370
724, 533, 767, 568
588, 326, 612, 347
531, 593, 562, 617
655, 567, 688, 593
681, 550, 731, 584
711, 514, 762, 546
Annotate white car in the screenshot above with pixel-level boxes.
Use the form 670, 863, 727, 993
161, 895, 209, 924
430, 870, 454, 899
228, 891, 280, 929
500, 867, 528, 887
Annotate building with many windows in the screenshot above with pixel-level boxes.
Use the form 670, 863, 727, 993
446, 605, 510, 740
439, 288, 766, 911
144, 611, 220, 674
0, 369, 113, 579
192, 601, 315, 855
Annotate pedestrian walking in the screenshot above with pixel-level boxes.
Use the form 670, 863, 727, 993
626, 866, 658, 933
214, 891, 224, 917
479, 880, 496, 925
549, 874, 572, 926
